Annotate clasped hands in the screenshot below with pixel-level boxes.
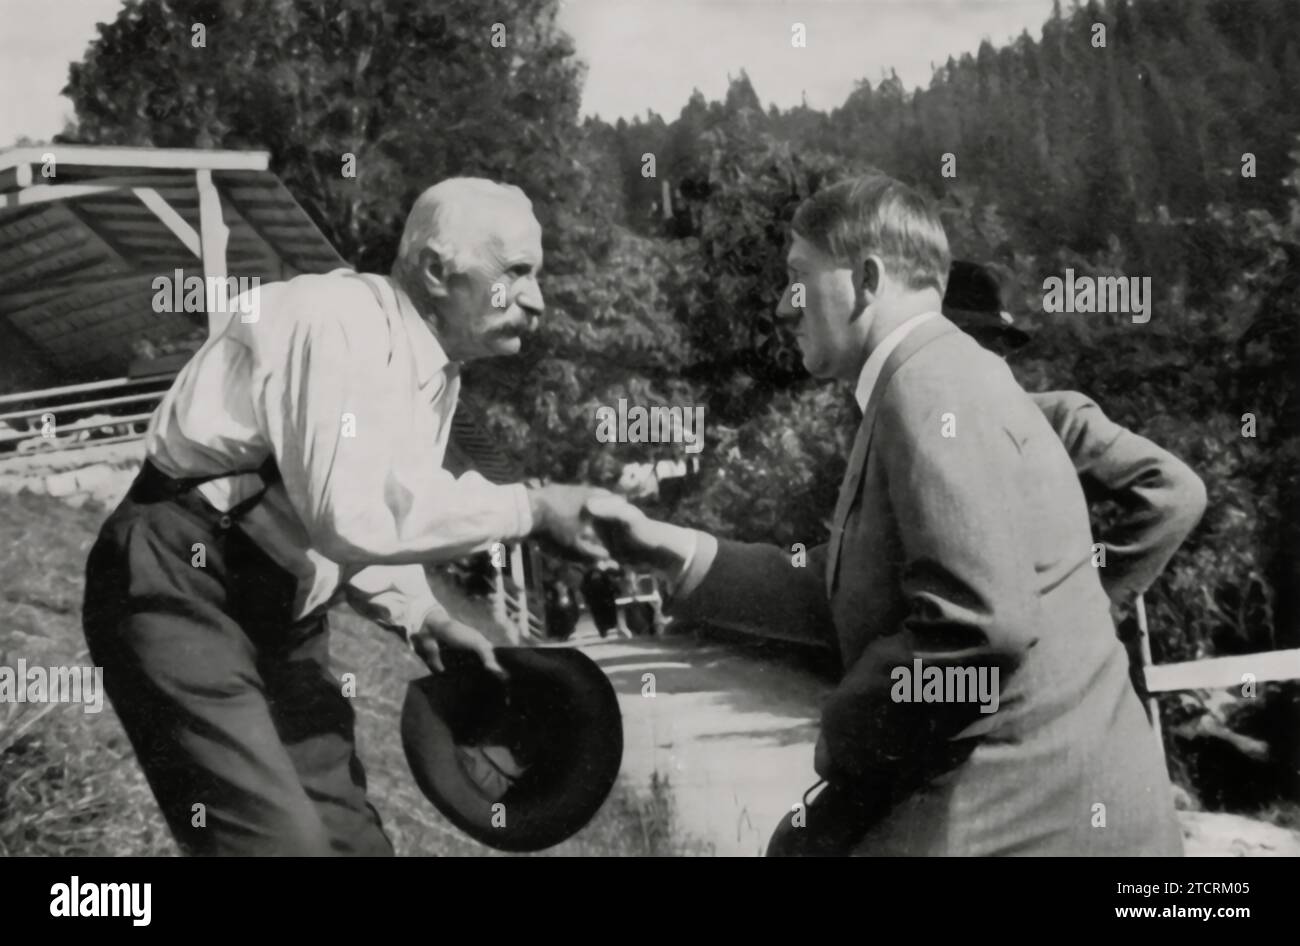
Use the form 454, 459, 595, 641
524, 483, 697, 579
410, 485, 696, 679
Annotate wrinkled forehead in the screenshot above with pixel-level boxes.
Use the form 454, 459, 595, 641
475, 203, 543, 262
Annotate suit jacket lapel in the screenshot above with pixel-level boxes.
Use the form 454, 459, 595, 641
825, 315, 961, 596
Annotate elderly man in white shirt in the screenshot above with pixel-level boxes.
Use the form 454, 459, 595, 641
82, 178, 612, 856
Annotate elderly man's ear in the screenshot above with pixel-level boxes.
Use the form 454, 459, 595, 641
417, 246, 453, 301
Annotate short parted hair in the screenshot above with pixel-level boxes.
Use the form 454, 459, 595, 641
791, 175, 951, 294
395, 177, 536, 275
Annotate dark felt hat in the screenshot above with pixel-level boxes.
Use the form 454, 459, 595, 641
401, 646, 623, 852
943, 259, 1030, 350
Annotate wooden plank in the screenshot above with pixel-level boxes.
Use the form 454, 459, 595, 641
0, 180, 164, 208
0, 146, 268, 174
0, 161, 33, 195
1, 269, 162, 313
0, 251, 118, 296
59, 199, 136, 271
0, 376, 136, 406
1134, 595, 1164, 754
0, 211, 67, 255
1145, 649, 1300, 692
133, 187, 201, 258
0, 388, 165, 424
3, 272, 150, 327
0, 221, 90, 271
197, 168, 231, 336
0, 411, 154, 443
40, 305, 174, 351
78, 199, 170, 219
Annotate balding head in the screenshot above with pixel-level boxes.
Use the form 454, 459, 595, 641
396, 178, 537, 275
392, 177, 545, 362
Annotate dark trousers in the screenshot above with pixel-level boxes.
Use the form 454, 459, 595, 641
82, 463, 394, 856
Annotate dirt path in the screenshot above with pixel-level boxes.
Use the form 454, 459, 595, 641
570, 620, 830, 856
569, 620, 1300, 857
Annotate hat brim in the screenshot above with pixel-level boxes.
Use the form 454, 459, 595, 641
945, 307, 1032, 349
401, 647, 623, 852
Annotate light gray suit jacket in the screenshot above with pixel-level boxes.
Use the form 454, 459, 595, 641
672, 315, 1191, 855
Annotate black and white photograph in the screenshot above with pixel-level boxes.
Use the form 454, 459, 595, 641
0, 0, 1297, 891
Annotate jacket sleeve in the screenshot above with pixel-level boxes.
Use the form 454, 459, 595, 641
668, 537, 836, 650
1032, 390, 1207, 602
817, 368, 1044, 787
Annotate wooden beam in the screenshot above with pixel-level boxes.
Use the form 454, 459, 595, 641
197, 168, 231, 334
0, 375, 138, 408
0, 389, 165, 423
0, 161, 33, 195
0, 177, 182, 208
133, 187, 201, 259
0, 145, 269, 174
510, 542, 528, 641
1145, 648, 1300, 693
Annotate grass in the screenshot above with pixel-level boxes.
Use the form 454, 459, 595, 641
0, 489, 710, 857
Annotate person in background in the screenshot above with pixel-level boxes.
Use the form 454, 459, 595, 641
581, 560, 624, 639
944, 259, 1208, 704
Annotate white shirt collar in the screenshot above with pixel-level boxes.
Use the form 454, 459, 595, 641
332, 269, 453, 390
364, 273, 455, 389
853, 310, 939, 413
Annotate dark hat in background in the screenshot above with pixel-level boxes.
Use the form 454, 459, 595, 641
943, 259, 1030, 350
401, 646, 623, 853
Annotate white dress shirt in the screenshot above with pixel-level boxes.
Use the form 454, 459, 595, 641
853, 310, 939, 413
145, 269, 534, 638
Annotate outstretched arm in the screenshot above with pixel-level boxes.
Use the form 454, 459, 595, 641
586, 498, 836, 649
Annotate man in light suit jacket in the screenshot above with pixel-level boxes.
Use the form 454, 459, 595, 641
944, 258, 1207, 704
589, 175, 1195, 856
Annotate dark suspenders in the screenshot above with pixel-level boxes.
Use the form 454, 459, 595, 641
136, 454, 281, 521
140, 270, 384, 519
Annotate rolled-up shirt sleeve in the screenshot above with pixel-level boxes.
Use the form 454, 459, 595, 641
345, 564, 450, 640
256, 299, 533, 566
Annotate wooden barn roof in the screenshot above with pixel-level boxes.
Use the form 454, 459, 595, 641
0, 145, 345, 382
0, 145, 519, 485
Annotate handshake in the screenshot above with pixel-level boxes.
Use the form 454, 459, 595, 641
523, 483, 698, 579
